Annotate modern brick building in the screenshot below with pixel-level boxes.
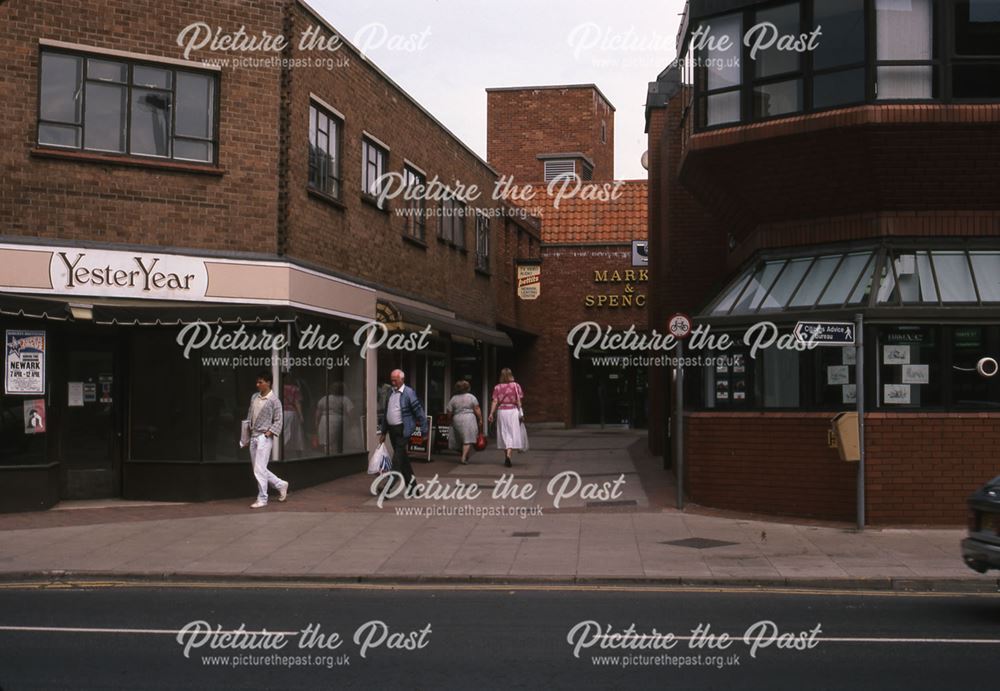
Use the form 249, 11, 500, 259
646, 0, 1000, 525
0, 0, 545, 511
486, 85, 648, 430
487, 84, 616, 184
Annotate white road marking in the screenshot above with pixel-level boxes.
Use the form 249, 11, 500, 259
0, 625, 997, 645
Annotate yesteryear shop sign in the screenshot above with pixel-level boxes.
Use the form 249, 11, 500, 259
5, 330, 46, 395
51, 249, 207, 299
0, 244, 208, 302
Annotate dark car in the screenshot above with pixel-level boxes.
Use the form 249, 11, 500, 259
962, 475, 1000, 573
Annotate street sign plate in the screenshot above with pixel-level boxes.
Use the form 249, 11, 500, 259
794, 321, 856, 346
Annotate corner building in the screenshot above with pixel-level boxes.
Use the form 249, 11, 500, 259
646, 0, 1000, 525
0, 0, 542, 511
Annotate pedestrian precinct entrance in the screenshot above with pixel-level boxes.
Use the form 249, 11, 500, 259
572, 351, 648, 428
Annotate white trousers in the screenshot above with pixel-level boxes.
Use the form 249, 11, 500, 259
250, 434, 285, 503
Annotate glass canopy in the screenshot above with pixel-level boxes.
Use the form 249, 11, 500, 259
707, 246, 1000, 317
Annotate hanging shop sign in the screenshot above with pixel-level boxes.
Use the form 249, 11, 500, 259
5, 330, 46, 395
631, 240, 649, 267
517, 264, 541, 301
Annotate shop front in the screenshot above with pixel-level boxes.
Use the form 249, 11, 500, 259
374, 297, 510, 425
0, 242, 377, 512
680, 240, 1000, 524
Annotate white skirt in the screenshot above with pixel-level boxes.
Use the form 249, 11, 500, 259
496, 408, 527, 450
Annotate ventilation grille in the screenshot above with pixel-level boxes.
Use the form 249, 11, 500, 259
544, 159, 576, 183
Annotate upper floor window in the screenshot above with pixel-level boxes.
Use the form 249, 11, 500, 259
403, 164, 426, 241
439, 192, 466, 247
308, 102, 342, 199
691, 0, 1000, 130
475, 212, 490, 272
38, 50, 217, 163
361, 136, 388, 206
951, 0, 1000, 98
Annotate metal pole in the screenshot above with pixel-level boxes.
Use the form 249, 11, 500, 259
855, 313, 865, 531
675, 340, 685, 510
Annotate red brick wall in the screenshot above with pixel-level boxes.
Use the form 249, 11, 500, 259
684, 413, 857, 522
0, 0, 283, 253
646, 88, 729, 455
487, 87, 615, 182
285, 3, 522, 327
866, 414, 1000, 525
514, 245, 648, 427
684, 412, 1000, 525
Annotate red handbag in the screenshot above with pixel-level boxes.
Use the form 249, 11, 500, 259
474, 433, 487, 451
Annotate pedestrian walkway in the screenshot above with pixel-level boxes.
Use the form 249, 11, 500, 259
0, 431, 995, 590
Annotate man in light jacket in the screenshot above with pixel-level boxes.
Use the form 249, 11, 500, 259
377, 369, 428, 494
247, 371, 288, 508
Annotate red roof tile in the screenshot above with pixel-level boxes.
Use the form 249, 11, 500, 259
512, 180, 647, 244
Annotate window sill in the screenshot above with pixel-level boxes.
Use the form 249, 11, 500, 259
402, 234, 428, 250
308, 186, 346, 211
361, 193, 389, 213
30, 147, 225, 175
475, 266, 491, 278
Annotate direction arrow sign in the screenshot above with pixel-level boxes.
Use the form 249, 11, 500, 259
794, 321, 856, 346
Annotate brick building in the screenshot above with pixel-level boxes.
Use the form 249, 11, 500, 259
0, 0, 543, 511
646, 0, 1000, 525
486, 86, 649, 429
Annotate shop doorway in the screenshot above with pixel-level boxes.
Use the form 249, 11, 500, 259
572, 351, 649, 429
58, 337, 122, 499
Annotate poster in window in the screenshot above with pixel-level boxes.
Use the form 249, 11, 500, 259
23, 399, 46, 434
715, 379, 730, 401
733, 354, 746, 374
68, 382, 84, 407
5, 330, 46, 395
883, 344, 911, 365
901, 364, 929, 385
715, 360, 729, 374
884, 384, 912, 405
733, 378, 746, 401
842, 384, 857, 405
827, 365, 850, 386
842, 347, 856, 366
83, 383, 97, 403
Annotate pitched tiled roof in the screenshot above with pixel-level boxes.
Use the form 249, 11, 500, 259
513, 180, 647, 244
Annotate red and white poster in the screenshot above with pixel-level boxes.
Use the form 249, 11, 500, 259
23, 399, 46, 434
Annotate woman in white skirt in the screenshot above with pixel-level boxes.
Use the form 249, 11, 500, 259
487, 368, 526, 468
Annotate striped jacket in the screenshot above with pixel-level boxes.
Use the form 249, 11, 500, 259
247, 391, 283, 437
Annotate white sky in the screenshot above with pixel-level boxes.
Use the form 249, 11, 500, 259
309, 0, 689, 180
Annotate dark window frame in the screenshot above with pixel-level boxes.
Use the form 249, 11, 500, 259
475, 211, 490, 272
690, 0, 1000, 132
36, 47, 219, 165
308, 100, 343, 201
361, 136, 388, 207
402, 164, 427, 242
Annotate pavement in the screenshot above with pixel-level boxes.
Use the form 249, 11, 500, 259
0, 430, 997, 591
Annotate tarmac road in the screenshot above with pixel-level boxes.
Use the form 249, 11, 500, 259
0, 583, 998, 690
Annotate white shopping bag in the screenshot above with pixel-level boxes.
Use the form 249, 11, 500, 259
367, 441, 393, 475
